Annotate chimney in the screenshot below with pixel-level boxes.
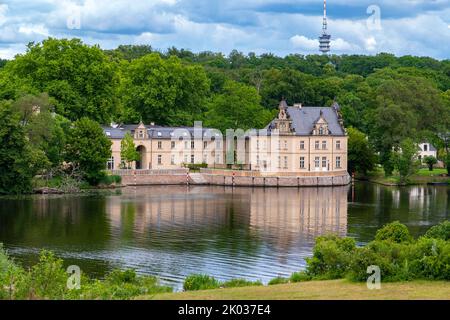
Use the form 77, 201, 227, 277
294, 103, 303, 109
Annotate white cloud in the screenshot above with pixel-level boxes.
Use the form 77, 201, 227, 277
290, 35, 317, 51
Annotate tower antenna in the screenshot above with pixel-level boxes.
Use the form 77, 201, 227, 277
319, 0, 331, 54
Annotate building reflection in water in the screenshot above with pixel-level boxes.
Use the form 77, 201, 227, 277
104, 185, 348, 285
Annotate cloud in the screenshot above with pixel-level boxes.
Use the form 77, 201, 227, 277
0, 0, 448, 59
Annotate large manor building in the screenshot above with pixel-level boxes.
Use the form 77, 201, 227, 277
103, 100, 348, 175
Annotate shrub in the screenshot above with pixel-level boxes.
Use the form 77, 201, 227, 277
306, 235, 356, 279
290, 272, 312, 283
183, 274, 221, 291
424, 221, 450, 241
99, 175, 122, 186
375, 221, 412, 243
268, 277, 289, 285
222, 279, 263, 288
408, 238, 450, 280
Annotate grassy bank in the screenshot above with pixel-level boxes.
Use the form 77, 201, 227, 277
359, 168, 449, 186
146, 279, 450, 300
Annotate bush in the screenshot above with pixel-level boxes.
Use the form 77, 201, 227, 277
424, 221, 450, 241
375, 221, 412, 243
222, 279, 263, 288
268, 277, 289, 285
290, 272, 312, 283
183, 274, 221, 291
306, 235, 356, 279
99, 174, 122, 186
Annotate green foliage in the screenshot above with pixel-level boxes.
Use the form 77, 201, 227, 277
204, 80, 273, 132
0, 246, 172, 300
222, 279, 263, 288
65, 117, 112, 185
306, 235, 356, 279
120, 132, 140, 167
0, 38, 119, 123
424, 221, 450, 241
289, 272, 312, 283
424, 156, 438, 171
375, 221, 413, 243
184, 163, 208, 171
394, 139, 420, 183
183, 274, 221, 291
120, 53, 210, 126
305, 221, 450, 283
98, 175, 122, 186
0, 102, 47, 194
268, 277, 289, 285
347, 127, 376, 175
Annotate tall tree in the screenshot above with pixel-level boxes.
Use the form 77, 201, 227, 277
120, 132, 140, 169
65, 118, 112, 185
121, 53, 210, 126
0, 102, 47, 194
347, 127, 376, 176
0, 38, 119, 123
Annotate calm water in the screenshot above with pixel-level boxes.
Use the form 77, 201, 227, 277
0, 182, 448, 290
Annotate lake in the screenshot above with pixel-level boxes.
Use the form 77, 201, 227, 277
0, 182, 448, 290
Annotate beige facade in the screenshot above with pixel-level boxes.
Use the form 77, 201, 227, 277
104, 100, 348, 175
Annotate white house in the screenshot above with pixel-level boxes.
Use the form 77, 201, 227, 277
418, 142, 437, 162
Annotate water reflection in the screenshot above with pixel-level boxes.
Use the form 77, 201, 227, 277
0, 183, 448, 289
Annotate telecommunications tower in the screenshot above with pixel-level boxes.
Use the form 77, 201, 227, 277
319, 0, 331, 54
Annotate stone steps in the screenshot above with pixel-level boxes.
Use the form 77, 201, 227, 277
189, 173, 209, 185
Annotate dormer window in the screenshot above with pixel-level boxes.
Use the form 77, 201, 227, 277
138, 130, 144, 139
319, 127, 324, 135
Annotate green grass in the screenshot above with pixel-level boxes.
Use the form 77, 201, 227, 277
360, 167, 449, 186
144, 280, 450, 300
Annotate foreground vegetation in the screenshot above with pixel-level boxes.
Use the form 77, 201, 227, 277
357, 167, 450, 186
148, 280, 450, 300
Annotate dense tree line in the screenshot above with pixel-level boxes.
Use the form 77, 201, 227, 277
0, 38, 449, 193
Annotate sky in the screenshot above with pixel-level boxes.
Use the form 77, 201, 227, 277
0, 0, 449, 60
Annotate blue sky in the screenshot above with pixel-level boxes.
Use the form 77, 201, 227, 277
0, 0, 449, 59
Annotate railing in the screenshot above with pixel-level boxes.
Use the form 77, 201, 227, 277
108, 169, 188, 176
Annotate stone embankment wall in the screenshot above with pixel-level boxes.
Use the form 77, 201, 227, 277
111, 169, 351, 187
202, 172, 351, 187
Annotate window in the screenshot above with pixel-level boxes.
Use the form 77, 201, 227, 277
300, 141, 305, 150
171, 155, 175, 165
284, 140, 288, 149
322, 157, 327, 168
107, 157, 114, 170
315, 141, 320, 150
184, 155, 188, 163
171, 141, 175, 149
157, 132, 162, 137
158, 141, 162, 149
319, 127, 324, 135
256, 140, 260, 150
277, 156, 281, 169
184, 141, 188, 149
278, 140, 281, 150
336, 140, 341, 150
336, 156, 341, 169
204, 141, 208, 149
203, 154, 208, 163
300, 157, 305, 169
158, 155, 162, 165
315, 157, 320, 168
424, 144, 428, 152
138, 130, 144, 139
284, 156, 288, 169
256, 155, 260, 166
322, 141, 327, 150
191, 141, 195, 149
191, 155, 195, 164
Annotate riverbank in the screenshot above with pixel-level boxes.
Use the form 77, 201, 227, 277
357, 168, 449, 186
145, 279, 450, 300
